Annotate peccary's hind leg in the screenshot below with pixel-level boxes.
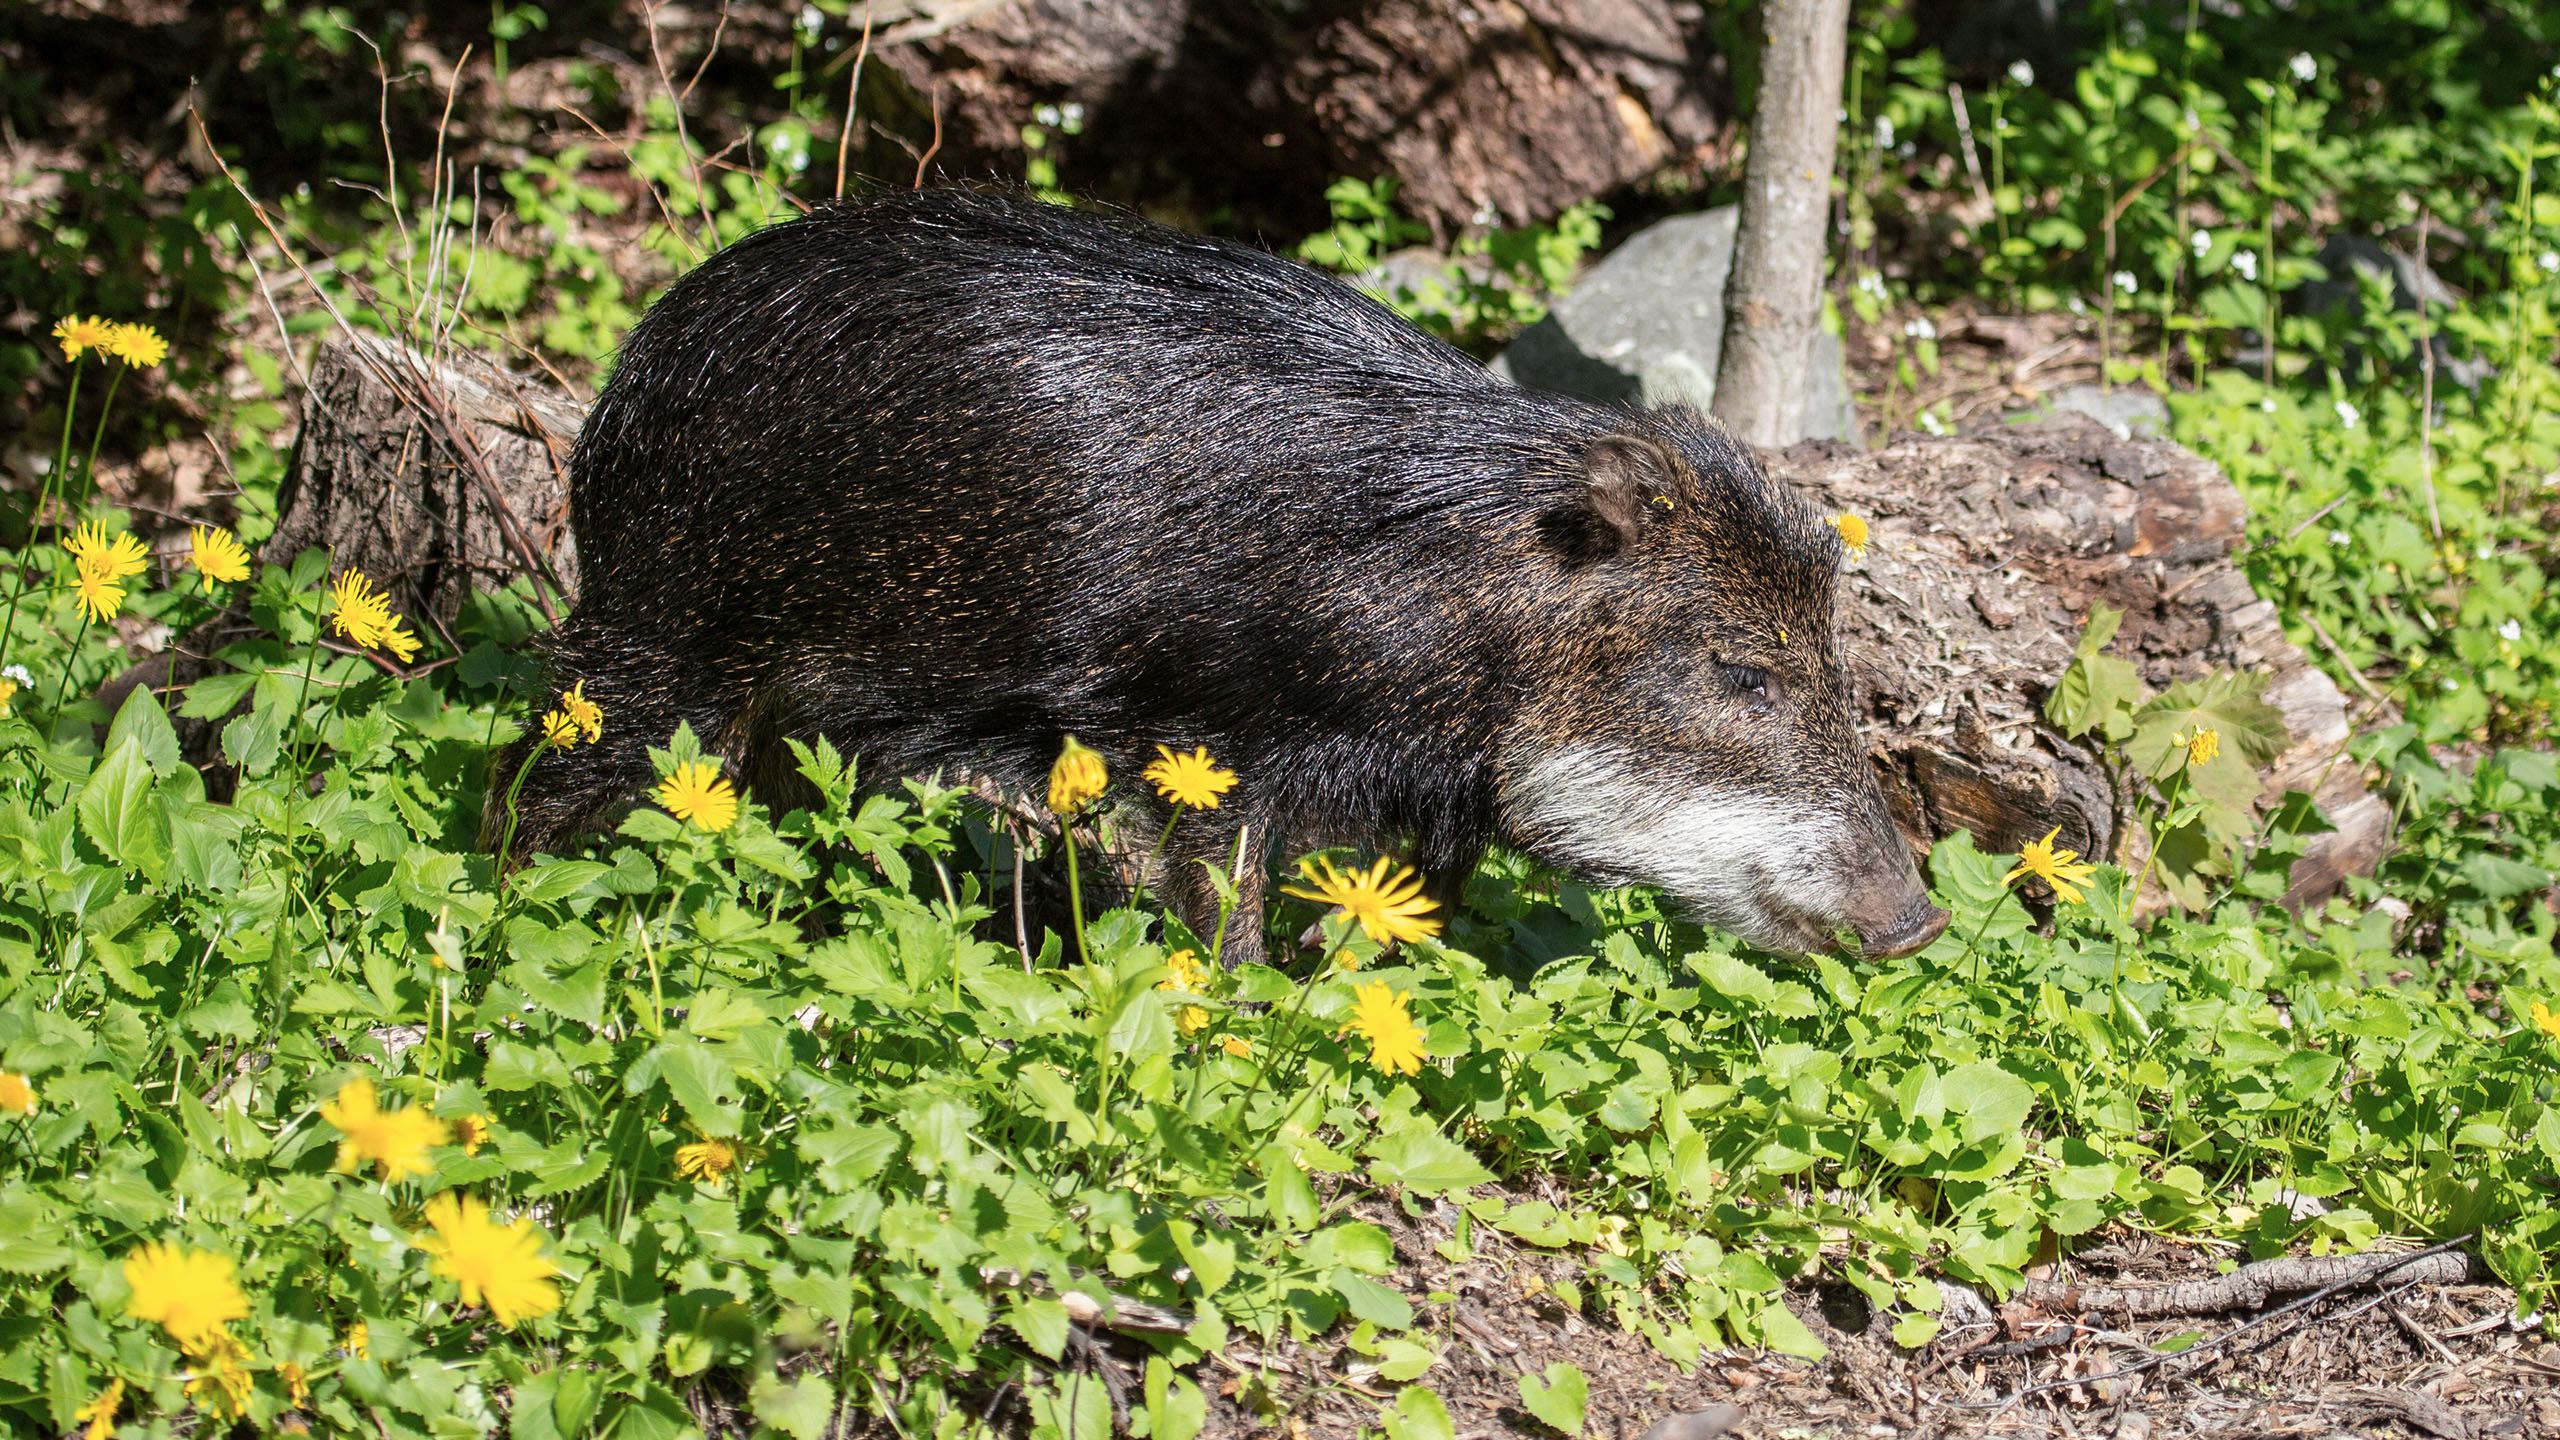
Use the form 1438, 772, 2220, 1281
485, 620, 732, 861
1164, 806, 1274, 969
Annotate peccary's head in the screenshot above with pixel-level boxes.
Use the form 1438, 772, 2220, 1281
1494, 409, 1947, 959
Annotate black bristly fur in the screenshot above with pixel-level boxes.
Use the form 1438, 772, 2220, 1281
497, 188, 1938, 965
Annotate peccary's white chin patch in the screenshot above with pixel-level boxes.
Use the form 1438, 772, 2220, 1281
1501, 745, 1856, 952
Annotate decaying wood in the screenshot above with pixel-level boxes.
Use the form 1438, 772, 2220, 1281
2020, 1251, 2479, 1320
1768, 416, 2393, 912
188, 343, 2388, 912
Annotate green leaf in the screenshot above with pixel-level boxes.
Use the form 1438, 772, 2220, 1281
1892, 1311, 1942, 1347
106, 685, 180, 777
1518, 1361, 1588, 1434
77, 740, 169, 881
652, 1038, 745, 1136
1169, 1220, 1237, 1296
1362, 1126, 1494, 1195
1009, 1297, 1071, 1361
1940, 1061, 2034, 1143
1380, 1384, 1455, 1440
1143, 1357, 1208, 1440
1332, 1268, 1414, 1329
221, 706, 283, 777
1754, 1302, 1829, 1359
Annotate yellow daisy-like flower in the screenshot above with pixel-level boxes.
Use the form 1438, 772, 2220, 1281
0, 1071, 33, 1114
559, 681, 603, 743
655, 760, 740, 832
1143, 744, 1239, 809
2004, 827, 2099, 905
1827, 512, 1870, 563
278, 1359, 309, 1406
452, 1113, 493, 1156
1047, 735, 1109, 817
187, 525, 252, 584
1220, 1035, 1252, 1058
104, 322, 169, 369
2531, 1001, 2560, 1037
2186, 727, 2220, 767
416, 1192, 562, 1327
539, 709, 581, 748
320, 1074, 450, 1183
1346, 981, 1428, 1077
1178, 1005, 1212, 1035
73, 569, 124, 624
53, 315, 113, 362
182, 1327, 254, 1418
121, 1243, 249, 1346
0, 678, 16, 714
675, 1134, 743, 1186
341, 1321, 369, 1360
64, 520, 150, 582
74, 1378, 122, 1440
329, 569, 392, 648
1159, 947, 1209, 996
1282, 855, 1444, 947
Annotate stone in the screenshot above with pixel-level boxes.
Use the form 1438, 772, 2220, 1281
1490, 206, 1861, 445
2008, 382, 2170, 441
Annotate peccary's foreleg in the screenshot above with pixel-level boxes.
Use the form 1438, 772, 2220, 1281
1162, 805, 1273, 970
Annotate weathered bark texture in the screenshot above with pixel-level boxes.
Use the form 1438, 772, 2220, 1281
162, 346, 2384, 910
1768, 416, 2390, 912
1711, 0, 1850, 446
862, 0, 1726, 236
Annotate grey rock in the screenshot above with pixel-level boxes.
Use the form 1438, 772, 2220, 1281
1490, 206, 1861, 445
1638, 1404, 1742, 1440
2011, 383, 2169, 441
2293, 233, 2495, 390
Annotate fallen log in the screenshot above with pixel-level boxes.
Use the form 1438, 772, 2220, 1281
148, 336, 2385, 911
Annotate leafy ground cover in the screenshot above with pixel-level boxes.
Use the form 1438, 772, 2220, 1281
4, 1, 2560, 1436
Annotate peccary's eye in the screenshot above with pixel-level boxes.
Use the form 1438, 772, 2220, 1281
1723, 663, 1772, 703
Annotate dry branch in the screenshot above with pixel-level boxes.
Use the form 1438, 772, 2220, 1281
2022, 1250, 2479, 1319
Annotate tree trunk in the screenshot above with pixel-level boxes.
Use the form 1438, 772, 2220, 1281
142, 343, 2385, 914
1711, 0, 1851, 446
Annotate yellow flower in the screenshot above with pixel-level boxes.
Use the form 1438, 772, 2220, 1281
1282, 855, 1443, 947
1827, 512, 1870, 562
321, 1074, 450, 1183
2186, 727, 2220, 767
278, 1359, 310, 1406
2531, 1001, 2560, 1037
1220, 1035, 1252, 1058
675, 1135, 744, 1186
341, 1321, 369, 1359
0, 1071, 32, 1115
453, 1113, 493, 1155
181, 1327, 254, 1418
559, 681, 603, 743
74, 1378, 122, 1440
1143, 744, 1238, 809
540, 709, 581, 748
64, 520, 150, 581
1047, 735, 1109, 817
104, 322, 169, 369
1159, 947, 1208, 996
53, 315, 113, 362
1346, 981, 1428, 1076
121, 1243, 249, 1346
655, 760, 740, 832
73, 569, 124, 624
329, 568, 392, 648
2004, 827, 2099, 905
1178, 1005, 1212, 1035
416, 1192, 561, 1326
0, 678, 15, 714
187, 525, 252, 584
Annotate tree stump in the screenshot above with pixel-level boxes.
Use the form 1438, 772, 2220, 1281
157, 340, 2385, 910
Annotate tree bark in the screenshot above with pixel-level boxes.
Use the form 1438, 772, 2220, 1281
1711, 0, 1851, 446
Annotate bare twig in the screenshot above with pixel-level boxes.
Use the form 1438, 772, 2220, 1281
2281, 490, 2353, 542
836, 2, 876, 199
2302, 609, 2389, 706
914, 82, 942, 189
1947, 83, 1995, 217
2416, 205, 2443, 542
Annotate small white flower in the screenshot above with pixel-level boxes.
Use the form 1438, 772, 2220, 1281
1875, 115, 1896, 150
2499, 619, 2522, 642
2009, 60, 2035, 87
797, 2, 823, 34
2478, 542, 2495, 560
2261, 396, 2279, 413
1033, 103, 1062, 127
1859, 270, 1889, 300
1903, 316, 1937, 340
1918, 408, 1949, 436
2441, 677, 2459, 692
2193, 229, 2213, 257
2233, 250, 2259, 281
2113, 270, 2138, 294
2328, 529, 2351, 547
1061, 102, 1086, 129
0, 664, 28, 686
2541, 251, 2559, 275
2334, 399, 2360, 428
2289, 53, 2317, 84
1837, 107, 1850, 124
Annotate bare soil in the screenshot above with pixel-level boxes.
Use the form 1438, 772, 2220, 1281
1137, 1194, 2558, 1440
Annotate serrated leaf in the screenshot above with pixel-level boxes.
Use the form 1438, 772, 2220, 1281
106, 686, 180, 777
77, 741, 168, 880
1361, 1126, 1493, 1195
1518, 1361, 1588, 1434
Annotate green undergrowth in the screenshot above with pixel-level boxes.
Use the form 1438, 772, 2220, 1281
0, 545, 2553, 1436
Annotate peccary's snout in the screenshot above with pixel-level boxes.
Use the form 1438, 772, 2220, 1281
1849, 885, 1949, 960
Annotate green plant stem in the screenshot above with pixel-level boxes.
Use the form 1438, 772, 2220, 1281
1062, 820, 1089, 965
44, 616, 90, 716
1232, 929, 1347, 1138
76, 368, 124, 503
1123, 810, 1181, 916
0, 363, 85, 674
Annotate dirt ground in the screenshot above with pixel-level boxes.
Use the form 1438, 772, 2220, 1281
1140, 1193, 2557, 1440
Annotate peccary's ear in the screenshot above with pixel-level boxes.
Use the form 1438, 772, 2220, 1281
1576, 435, 1680, 555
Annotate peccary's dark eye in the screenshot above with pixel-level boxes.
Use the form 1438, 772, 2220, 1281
1723, 663, 1772, 702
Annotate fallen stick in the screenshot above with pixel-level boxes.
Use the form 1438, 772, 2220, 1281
2021, 1245, 2479, 1317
